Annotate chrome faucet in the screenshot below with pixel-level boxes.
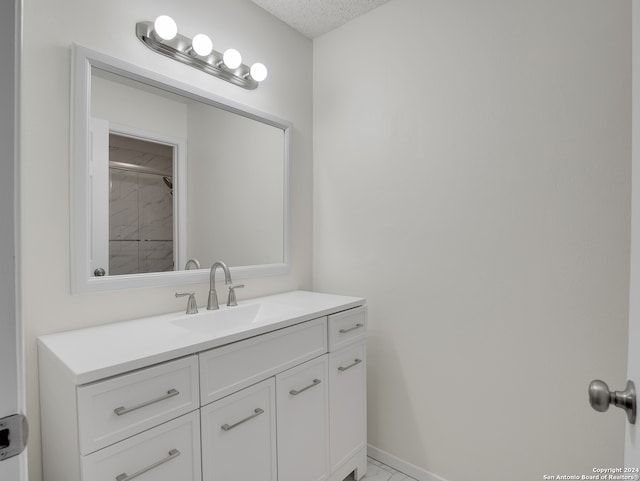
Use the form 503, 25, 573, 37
207, 261, 232, 310
184, 258, 201, 270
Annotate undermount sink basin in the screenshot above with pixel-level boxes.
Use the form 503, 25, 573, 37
170, 302, 304, 334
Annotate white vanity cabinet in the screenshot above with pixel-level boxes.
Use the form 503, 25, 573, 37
38, 291, 368, 481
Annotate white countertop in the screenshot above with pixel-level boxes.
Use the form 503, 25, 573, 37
37, 290, 365, 385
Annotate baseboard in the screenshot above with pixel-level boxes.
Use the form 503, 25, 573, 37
367, 444, 449, 481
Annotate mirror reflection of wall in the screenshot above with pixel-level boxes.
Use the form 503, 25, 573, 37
108, 134, 175, 275
90, 66, 286, 276
187, 103, 284, 268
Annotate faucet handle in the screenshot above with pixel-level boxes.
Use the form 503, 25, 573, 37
227, 284, 245, 307
176, 292, 198, 314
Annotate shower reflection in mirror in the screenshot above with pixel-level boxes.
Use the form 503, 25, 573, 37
107, 134, 175, 275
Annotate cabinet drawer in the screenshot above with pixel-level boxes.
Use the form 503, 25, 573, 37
77, 356, 199, 454
276, 355, 329, 481
329, 342, 367, 471
328, 306, 366, 351
201, 378, 276, 481
199, 317, 327, 405
81, 410, 201, 481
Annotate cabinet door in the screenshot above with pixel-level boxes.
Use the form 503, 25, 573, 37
276, 355, 329, 481
200, 378, 276, 481
329, 342, 367, 472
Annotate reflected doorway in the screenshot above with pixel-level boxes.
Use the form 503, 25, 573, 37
108, 134, 175, 275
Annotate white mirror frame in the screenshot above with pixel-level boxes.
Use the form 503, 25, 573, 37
71, 44, 291, 293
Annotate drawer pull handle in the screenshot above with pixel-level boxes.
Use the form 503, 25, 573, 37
113, 389, 179, 416
338, 359, 362, 372
289, 379, 321, 396
339, 323, 364, 334
221, 408, 264, 431
115, 448, 180, 481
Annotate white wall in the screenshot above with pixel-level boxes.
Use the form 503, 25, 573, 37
313, 1, 631, 480
21, 0, 312, 479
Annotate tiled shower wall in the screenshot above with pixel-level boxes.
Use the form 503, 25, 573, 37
109, 137, 174, 275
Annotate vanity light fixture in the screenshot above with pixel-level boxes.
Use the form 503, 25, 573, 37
222, 48, 242, 69
153, 15, 177, 41
136, 16, 268, 90
191, 33, 213, 57
250, 63, 268, 82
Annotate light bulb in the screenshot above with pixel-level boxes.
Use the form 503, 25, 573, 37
250, 63, 268, 82
223, 49, 242, 69
154, 15, 177, 41
192, 34, 213, 56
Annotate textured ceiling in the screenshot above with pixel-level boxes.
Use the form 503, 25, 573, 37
250, 0, 392, 39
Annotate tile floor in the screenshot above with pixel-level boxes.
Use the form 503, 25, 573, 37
343, 457, 419, 481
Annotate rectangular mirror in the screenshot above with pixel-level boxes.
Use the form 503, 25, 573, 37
71, 45, 291, 293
